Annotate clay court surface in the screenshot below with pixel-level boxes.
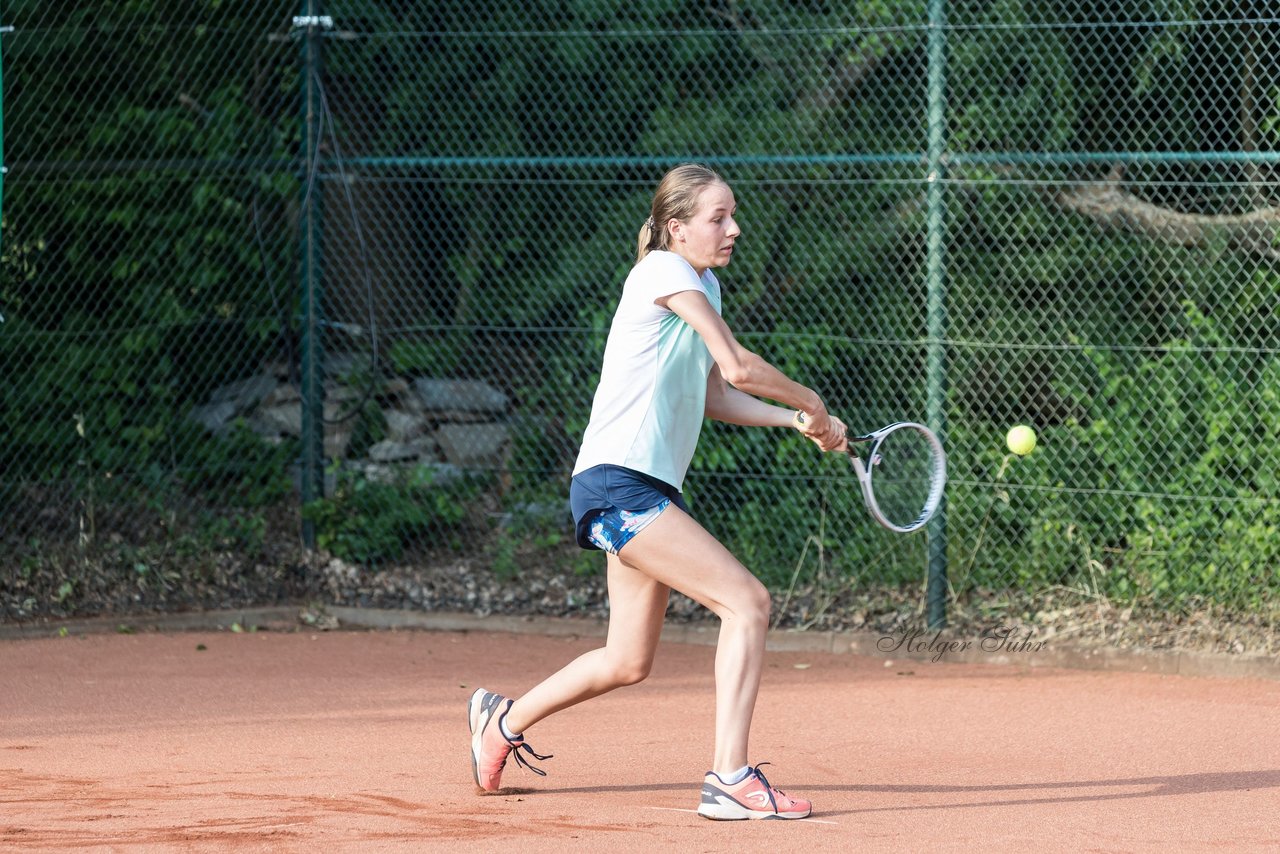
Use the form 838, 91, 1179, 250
2, 624, 1279, 852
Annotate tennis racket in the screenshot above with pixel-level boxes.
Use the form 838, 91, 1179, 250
795, 413, 947, 533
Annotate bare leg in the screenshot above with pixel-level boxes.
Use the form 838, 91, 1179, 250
503, 551, 670, 734
596, 506, 771, 774
505, 505, 769, 776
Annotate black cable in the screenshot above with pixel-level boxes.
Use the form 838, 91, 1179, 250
308, 67, 383, 426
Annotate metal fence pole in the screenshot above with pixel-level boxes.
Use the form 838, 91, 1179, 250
924, 0, 950, 629
298, 3, 328, 548
0, 24, 10, 233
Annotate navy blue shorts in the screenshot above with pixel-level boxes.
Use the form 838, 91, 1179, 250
569, 464, 688, 552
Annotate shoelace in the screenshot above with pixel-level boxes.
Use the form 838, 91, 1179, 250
749, 763, 784, 811
494, 700, 553, 778
508, 738, 553, 777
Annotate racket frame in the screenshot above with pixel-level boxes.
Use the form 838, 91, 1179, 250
846, 421, 947, 533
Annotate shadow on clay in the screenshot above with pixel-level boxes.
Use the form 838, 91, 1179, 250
538, 768, 1280, 816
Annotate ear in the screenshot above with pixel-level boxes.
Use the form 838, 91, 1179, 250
667, 218, 685, 243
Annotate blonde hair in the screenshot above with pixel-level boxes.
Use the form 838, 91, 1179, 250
635, 163, 727, 263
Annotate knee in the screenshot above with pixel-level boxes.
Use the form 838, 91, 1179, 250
752, 583, 772, 627
729, 580, 771, 630
604, 657, 653, 688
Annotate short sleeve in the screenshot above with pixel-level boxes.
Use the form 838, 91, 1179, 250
629, 251, 709, 305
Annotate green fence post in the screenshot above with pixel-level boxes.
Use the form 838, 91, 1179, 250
297, 3, 330, 548
924, 0, 949, 629
0, 24, 10, 236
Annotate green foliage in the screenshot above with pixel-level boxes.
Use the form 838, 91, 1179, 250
302, 464, 475, 564
1069, 306, 1280, 608
2, 0, 296, 507
198, 511, 269, 555
342, 399, 389, 462
388, 338, 461, 377
180, 421, 297, 507
485, 484, 574, 580
6, 0, 1280, 620
947, 302, 1280, 610
489, 524, 566, 582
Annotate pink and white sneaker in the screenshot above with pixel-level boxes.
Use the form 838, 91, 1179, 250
697, 763, 812, 820
467, 688, 552, 792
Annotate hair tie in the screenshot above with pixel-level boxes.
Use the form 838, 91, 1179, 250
645, 216, 656, 231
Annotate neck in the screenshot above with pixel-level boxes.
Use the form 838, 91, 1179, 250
670, 248, 706, 277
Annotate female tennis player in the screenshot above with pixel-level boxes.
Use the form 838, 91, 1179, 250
469, 163, 846, 820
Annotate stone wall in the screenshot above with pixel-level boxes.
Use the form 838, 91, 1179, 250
191, 370, 511, 488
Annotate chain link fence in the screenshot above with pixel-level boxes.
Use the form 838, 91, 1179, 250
3, 2, 1278, 645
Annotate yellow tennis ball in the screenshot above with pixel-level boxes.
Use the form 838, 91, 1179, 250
1006, 425, 1037, 456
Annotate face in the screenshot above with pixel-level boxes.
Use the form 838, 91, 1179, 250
669, 182, 740, 275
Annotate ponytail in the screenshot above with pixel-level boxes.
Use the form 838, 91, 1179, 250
635, 216, 659, 263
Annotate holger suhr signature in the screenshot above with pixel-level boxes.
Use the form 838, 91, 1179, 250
877, 626, 1047, 663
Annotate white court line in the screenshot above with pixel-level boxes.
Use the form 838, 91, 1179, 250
646, 807, 838, 825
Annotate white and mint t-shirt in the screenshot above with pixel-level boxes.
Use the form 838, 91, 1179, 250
572, 250, 722, 490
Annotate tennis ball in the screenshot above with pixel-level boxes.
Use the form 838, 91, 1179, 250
1006, 425, 1037, 456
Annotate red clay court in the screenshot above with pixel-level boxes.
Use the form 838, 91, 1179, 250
3, 620, 1279, 851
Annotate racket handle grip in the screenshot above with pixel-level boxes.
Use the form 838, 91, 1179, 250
794, 410, 823, 431
794, 410, 848, 450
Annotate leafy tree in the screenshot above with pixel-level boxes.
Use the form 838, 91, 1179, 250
4, 0, 1277, 611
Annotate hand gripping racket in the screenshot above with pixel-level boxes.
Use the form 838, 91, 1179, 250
795, 413, 947, 533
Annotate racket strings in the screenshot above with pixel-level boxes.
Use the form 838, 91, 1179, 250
867, 428, 941, 530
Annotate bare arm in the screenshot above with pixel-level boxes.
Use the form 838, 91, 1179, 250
703, 364, 795, 427
662, 289, 844, 449
704, 366, 849, 452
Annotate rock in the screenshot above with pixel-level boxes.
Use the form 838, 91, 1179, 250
325, 352, 374, 379
252, 400, 357, 455
257, 403, 302, 436
384, 409, 430, 442
209, 373, 277, 411
435, 423, 509, 468
414, 378, 509, 415
419, 462, 465, 486
368, 439, 428, 463
195, 373, 516, 475
261, 359, 292, 379
324, 382, 364, 403
261, 384, 300, 406
382, 377, 411, 398
429, 409, 500, 424
324, 420, 355, 459
189, 401, 237, 432
345, 461, 400, 485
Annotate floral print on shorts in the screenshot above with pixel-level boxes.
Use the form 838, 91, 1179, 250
586, 499, 671, 555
